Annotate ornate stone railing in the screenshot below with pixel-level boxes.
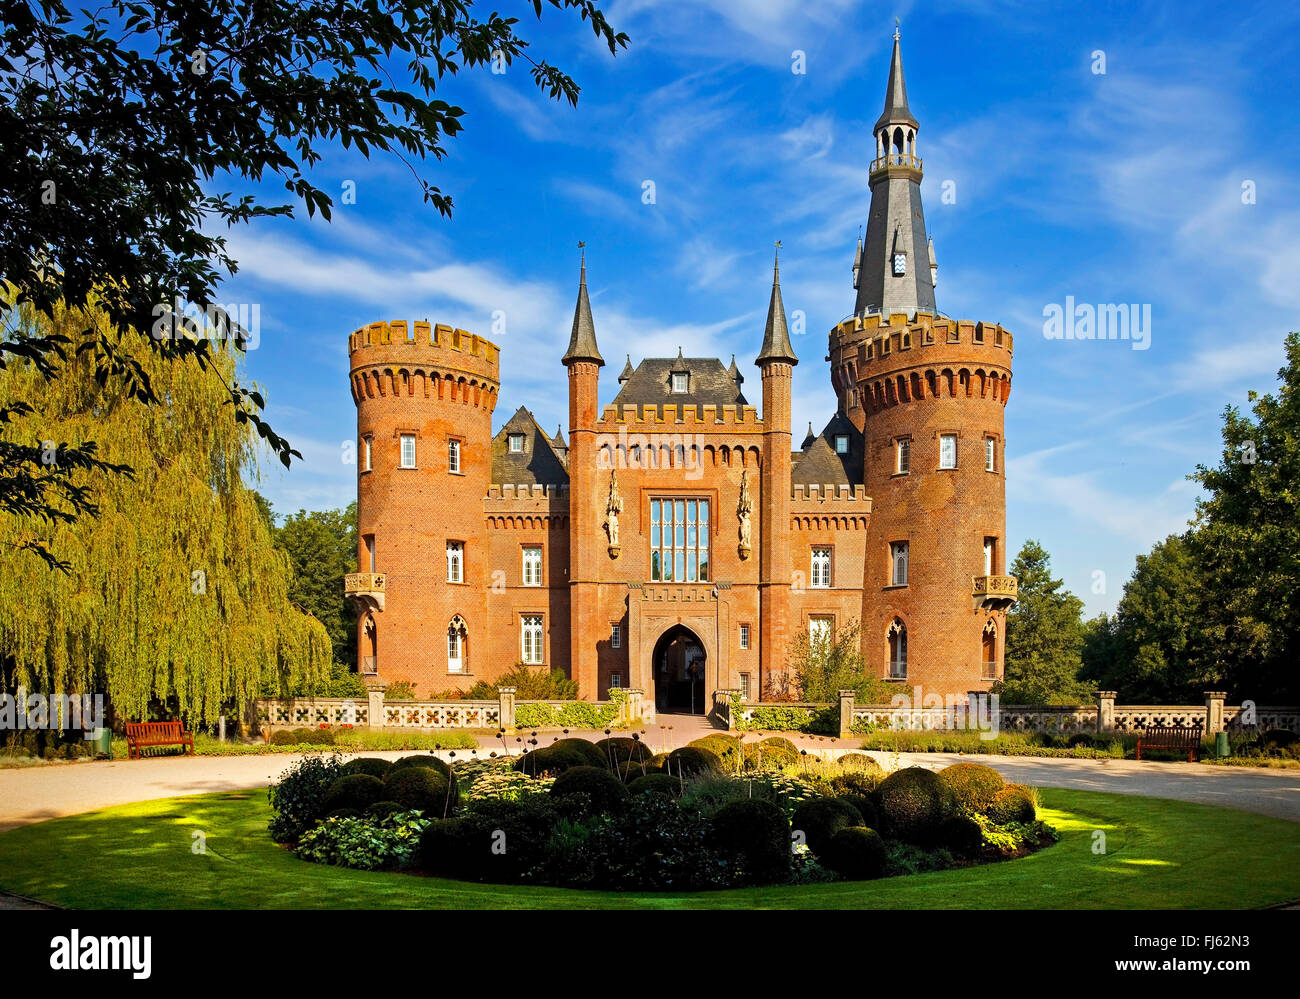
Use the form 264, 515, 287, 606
972, 574, 1018, 611
258, 697, 370, 727
869, 152, 923, 174
384, 700, 499, 729
344, 572, 385, 612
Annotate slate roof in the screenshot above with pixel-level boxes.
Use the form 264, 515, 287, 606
491, 407, 569, 486
610, 355, 748, 416
791, 412, 863, 486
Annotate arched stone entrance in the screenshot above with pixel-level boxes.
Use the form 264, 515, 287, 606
653, 625, 707, 715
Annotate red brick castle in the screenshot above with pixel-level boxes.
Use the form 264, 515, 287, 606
344, 33, 1017, 711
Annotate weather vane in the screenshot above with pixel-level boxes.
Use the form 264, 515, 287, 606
894, 16, 901, 39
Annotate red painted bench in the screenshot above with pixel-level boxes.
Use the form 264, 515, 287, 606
1135, 724, 1202, 762
125, 721, 195, 760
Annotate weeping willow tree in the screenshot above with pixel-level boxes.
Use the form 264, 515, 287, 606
0, 294, 330, 723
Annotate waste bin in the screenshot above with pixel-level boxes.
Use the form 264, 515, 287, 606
92, 727, 113, 759
1215, 731, 1230, 758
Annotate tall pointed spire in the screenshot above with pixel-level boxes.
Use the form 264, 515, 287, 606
875, 24, 917, 131
562, 245, 604, 366
755, 244, 798, 366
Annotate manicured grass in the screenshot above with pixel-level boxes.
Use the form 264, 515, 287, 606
0, 788, 1295, 909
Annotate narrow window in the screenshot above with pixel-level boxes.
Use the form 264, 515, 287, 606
521, 615, 544, 665
985, 437, 996, 472
448, 438, 461, 474
610, 623, 621, 649
888, 619, 908, 678
984, 537, 996, 576
809, 616, 833, 651
446, 541, 463, 583
811, 547, 832, 588
982, 621, 997, 679
739, 623, 750, 650
939, 433, 957, 469
400, 434, 416, 468
610, 673, 622, 689
365, 535, 376, 573
362, 436, 372, 471
891, 541, 909, 586
834, 434, 849, 455
896, 438, 911, 475
522, 546, 542, 587
739, 672, 751, 700
447, 617, 467, 674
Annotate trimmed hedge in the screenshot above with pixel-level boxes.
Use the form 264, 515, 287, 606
821, 826, 886, 880
876, 766, 958, 844
593, 737, 652, 766
837, 753, 883, 774
791, 797, 865, 858
689, 734, 743, 770
269, 727, 335, 746
627, 773, 681, 798
939, 762, 1005, 813
390, 755, 451, 778
550, 766, 629, 813
666, 746, 722, 778
986, 783, 1036, 825
383, 767, 459, 814
364, 801, 405, 819
322, 774, 385, 813
513, 738, 606, 777
339, 757, 393, 780
709, 799, 791, 884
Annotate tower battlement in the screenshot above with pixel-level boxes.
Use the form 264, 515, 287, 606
348, 320, 501, 368
596, 402, 763, 430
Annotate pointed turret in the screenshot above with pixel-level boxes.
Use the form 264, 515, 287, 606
755, 249, 798, 367
875, 28, 918, 132
727, 353, 744, 386
801, 421, 816, 449
618, 354, 634, 383
562, 250, 604, 366
552, 425, 566, 449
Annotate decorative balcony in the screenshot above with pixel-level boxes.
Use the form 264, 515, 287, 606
345, 572, 386, 613
972, 574, 1018, 611
869, 152, 923, 177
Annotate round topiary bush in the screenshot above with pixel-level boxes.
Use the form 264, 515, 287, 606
666, 746, 722, 778
821, 826, 886, 880
939, 813, 985, 857
552, 738, 608, 766
876, 766, 958, 844
689, 734, 743, 770
340, 757, 393, 780
627, 773, 681, 798
268, 729, 300, 746
837, 753, 883, 774
513, 738, 606, 777
549, 766, 629, 813
709, 799, 791, 883
593, 737, 652, 767
364, 801, 405, 819
383, 766, 459, 814
837, 793, 879, 830
644, 753, 669, 772
615, 757, 656, 782
986, 783, 1036, 825
791, 797, 865, 858
830, 772, 882, 798
938, 762, 1005, 813
322, 773, 385, 813
390, 755, 451, 777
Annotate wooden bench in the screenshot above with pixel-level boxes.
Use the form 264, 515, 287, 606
125, 721, 195, 760
1135, 724, 1203, 762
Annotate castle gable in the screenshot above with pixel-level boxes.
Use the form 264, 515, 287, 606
792, 412, 863, 486
491, 406, 569, 486
610, 356, 747, 417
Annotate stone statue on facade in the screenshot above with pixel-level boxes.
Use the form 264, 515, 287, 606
737, 469, 753, 559
605, 469, 623, 554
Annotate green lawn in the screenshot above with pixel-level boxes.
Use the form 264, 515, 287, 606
0, 788, 1296, 909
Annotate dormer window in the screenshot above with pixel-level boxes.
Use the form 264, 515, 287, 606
671, 372, 689, 393
508, 434, 525, 453
834, 435, 849, 455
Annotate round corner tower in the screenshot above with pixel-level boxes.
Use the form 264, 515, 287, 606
345, 320, 500, 694
829, 28, 1017, 700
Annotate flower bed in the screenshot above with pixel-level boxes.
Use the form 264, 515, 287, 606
268, 734, 1057, 890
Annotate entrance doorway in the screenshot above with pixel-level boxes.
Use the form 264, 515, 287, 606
653, 625, 706, 714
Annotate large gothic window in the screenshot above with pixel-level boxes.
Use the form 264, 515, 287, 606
650, 498, 710, 582
982, 621, 997, 679
447, 615, 467, 673
888, 619, 908, 679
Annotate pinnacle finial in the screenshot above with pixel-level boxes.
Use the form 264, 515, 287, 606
756, 243, 798, 367
562, 248, 603, 367
894, 16, 900, 41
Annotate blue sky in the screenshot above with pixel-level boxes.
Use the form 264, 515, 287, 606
223, 0, 1300, 618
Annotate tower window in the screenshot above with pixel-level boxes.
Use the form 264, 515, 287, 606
508, 433, 525, 453
811, 547, 832, 588
888, 619, 908, 679
521, 614, 544, 665
362, 436, 372, 472
984, 537, 997, 576
522, 546, 542, 586
364, 535, 376, 573
896, 438, 911, 474
982, 621, 997, 679
447, 616, 467, 674
446, 541, 464, 583
400, 434, 416, 468
610, 623, 621, 649
739, 672, 751, 700
985, 437, 996, 472
890, 541, 909, 586
939, 434, 957, 469
649, 498, 710, 582
739, 623, 750, 650
448, 438, 461, 474
834, 434, 849, 454
671, 372, 689, 393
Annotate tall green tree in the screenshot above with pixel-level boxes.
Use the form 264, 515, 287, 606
0, 296, 330, 721
1187, 331, 1300, 702
1, 0, 626, 561
275, 504, 358, 669
1000, 540, 1089, 704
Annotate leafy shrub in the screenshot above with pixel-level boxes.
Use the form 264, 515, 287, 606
627, 773, 681, 798
514, 702, 619, 729
740, 705, 826, 734
365, 801, 405, 819
296, 811, 431, 870
322, 773, 385, 813
678, 774, 747, 818
464, 766, 553, 803
513, 738, 606, 777
383, 766, 458, 815
390, 754, 451, 777
645, 752, 669, 771
550, 766, 628, 813
421, 796, 563, 882
326, 807, 362, 819
339, 757, 393, 779
709, 799, 791, 884
986, 783, 1036, 825
384, 679, 417, 700
743, 737, 800, 771
830, 771, 882, 797
938, 762, 1005, 813
467, 664, 578, 700
875, 767, 958, 844
267, 754, 345, 842
791, 797, 864, 858
666, 746, 722, 778
593, 737, 653, 767
837, 753, 882, 774
269, 726, 335, 746
1067, 733, 1096, 749
689, 734, 743, 770
821, 826, 886, 880
939, 813, 985, 857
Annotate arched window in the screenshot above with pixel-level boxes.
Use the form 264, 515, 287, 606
363, 616, 378, 675
982, 621, 997, 679
887, 619, 907, 679
447, 615, 468, 674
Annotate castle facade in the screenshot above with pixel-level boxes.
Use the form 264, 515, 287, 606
344, 34, 1017, 712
